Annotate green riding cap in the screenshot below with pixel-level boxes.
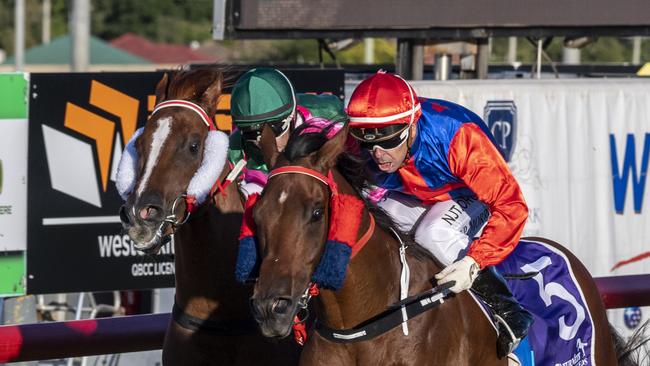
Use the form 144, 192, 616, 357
230, 68, 296, 129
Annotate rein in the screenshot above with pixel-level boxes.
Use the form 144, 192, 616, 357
267, 165, 376, 345
267, 165, 454, 345
315, 282, 454, 343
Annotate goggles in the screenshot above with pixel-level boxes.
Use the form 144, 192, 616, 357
351, 124, 410, 151
240, 113, 292, 143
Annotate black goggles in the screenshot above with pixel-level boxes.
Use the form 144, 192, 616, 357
240, 118, 291, 142
351, 125, 410, 151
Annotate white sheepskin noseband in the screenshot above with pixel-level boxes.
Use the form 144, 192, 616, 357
116, 127, 144, 200
115, 99, 229, 208
186, 130, 229, 205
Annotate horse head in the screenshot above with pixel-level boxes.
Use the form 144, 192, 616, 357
248, 123, 353, 338
117, 69, 229, 253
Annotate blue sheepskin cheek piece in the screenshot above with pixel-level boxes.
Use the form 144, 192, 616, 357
311, 240, 352, 290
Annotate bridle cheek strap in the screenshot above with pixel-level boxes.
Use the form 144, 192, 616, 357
310, 192, 365, 290
268, 165, 372, 290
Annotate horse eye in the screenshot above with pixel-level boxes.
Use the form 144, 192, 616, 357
189, 141, 200, 154
311, 208, 324, 222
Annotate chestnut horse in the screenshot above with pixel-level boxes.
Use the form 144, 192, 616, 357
247, 124, 626, 365
117, 68, 300, 365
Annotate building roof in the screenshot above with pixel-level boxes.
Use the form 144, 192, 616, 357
110, 33, 215, 64
2, 35, 150, 65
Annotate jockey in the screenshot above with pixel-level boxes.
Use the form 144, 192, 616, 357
229, 67, 346, 198
347, 71, 533, 358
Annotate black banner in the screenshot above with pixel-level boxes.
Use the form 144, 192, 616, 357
27, 69, 344, 294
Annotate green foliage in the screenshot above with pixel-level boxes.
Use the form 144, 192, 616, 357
0, 0, 213, 57
225, 38, 396, 64
490, 36, 646, 64
336, 39, 395, 64
0, 0, 646, 66
91, 0, 213, 43
0, 0, 68, 56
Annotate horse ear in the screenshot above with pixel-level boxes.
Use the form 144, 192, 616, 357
259, 124, 280, 168
314, 124, 348, 170
154, 73, 170, 104
199, 72, 223, 116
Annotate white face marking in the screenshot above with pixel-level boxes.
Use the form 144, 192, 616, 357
136, 117, 172, 196
278, 190, 288, 204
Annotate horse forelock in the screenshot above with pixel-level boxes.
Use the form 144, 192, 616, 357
166, 68, 224, 102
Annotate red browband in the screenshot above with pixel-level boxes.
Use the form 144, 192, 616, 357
268, 165, 373, 254
152, 99, 216, 131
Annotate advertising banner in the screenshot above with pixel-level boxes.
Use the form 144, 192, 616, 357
0, 73, 29, 296
411, 78, 650, 335
0, 73, 29, 252
27, 69, 344, 294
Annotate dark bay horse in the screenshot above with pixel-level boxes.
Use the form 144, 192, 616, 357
117, 68, 300, 365
248, 124, 623, 365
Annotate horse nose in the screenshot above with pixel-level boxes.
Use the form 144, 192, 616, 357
136, 203, 164, 222
119, 205, 132, 226
271, 297, 293, 315
250, 296, 294, 321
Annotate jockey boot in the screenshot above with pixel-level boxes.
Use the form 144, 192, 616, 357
470, 266, 534, 359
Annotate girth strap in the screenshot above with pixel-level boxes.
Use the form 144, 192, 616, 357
315, 282, 453, 343
172, 302, 258, 335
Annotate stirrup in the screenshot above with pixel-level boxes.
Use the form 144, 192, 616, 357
494, 314, 521, 358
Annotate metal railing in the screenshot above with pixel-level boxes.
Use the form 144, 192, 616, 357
1, 274, 649, 363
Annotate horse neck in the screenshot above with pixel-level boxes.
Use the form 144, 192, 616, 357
316, 170, 438, 330
173, 165, 248, 320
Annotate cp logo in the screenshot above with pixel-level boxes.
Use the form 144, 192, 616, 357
624, 307, 642, 329
484, 101, 517, 162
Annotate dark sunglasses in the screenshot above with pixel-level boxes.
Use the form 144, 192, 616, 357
240, 119, 290, 142
352, 125, 410, 151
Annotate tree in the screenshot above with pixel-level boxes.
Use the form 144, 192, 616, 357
91, 0, 212, 44
0, 0, 67, 56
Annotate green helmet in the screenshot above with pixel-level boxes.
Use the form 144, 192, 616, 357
230, 68, 296, 132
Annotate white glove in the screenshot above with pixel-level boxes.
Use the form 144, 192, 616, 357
434, 256, 480, 293
239, 182, 264, 200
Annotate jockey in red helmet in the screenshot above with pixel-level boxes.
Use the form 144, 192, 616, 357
347, 71, 533, 359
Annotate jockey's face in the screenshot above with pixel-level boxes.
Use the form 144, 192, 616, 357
363, 123, 416, 173
275, 128, 290, 152
273, 111, 293, 152
370, 140, 409, 173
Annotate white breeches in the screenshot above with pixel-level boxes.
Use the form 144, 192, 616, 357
376, 191, 490, 266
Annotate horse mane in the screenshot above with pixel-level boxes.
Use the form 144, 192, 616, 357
166, 65, 227, 101
283, 124, 433, 262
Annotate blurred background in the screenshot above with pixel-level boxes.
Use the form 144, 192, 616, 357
1, 1, 650, 365
1, 0, 650, 73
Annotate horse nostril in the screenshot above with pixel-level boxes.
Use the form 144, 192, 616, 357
271, 297, 292, 315
139, 205, 161, 221
119, 206, 131, 225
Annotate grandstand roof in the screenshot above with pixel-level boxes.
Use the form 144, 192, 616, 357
110, 33, 215, 64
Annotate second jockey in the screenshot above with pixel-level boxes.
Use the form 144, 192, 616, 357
346, 71, 534, 358
229, 67, 346, 198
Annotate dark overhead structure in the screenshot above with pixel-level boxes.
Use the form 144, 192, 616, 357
215, 0, 650, 39
212, 0, 650, 80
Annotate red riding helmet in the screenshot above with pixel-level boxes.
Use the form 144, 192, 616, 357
347, 71, 422, 148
